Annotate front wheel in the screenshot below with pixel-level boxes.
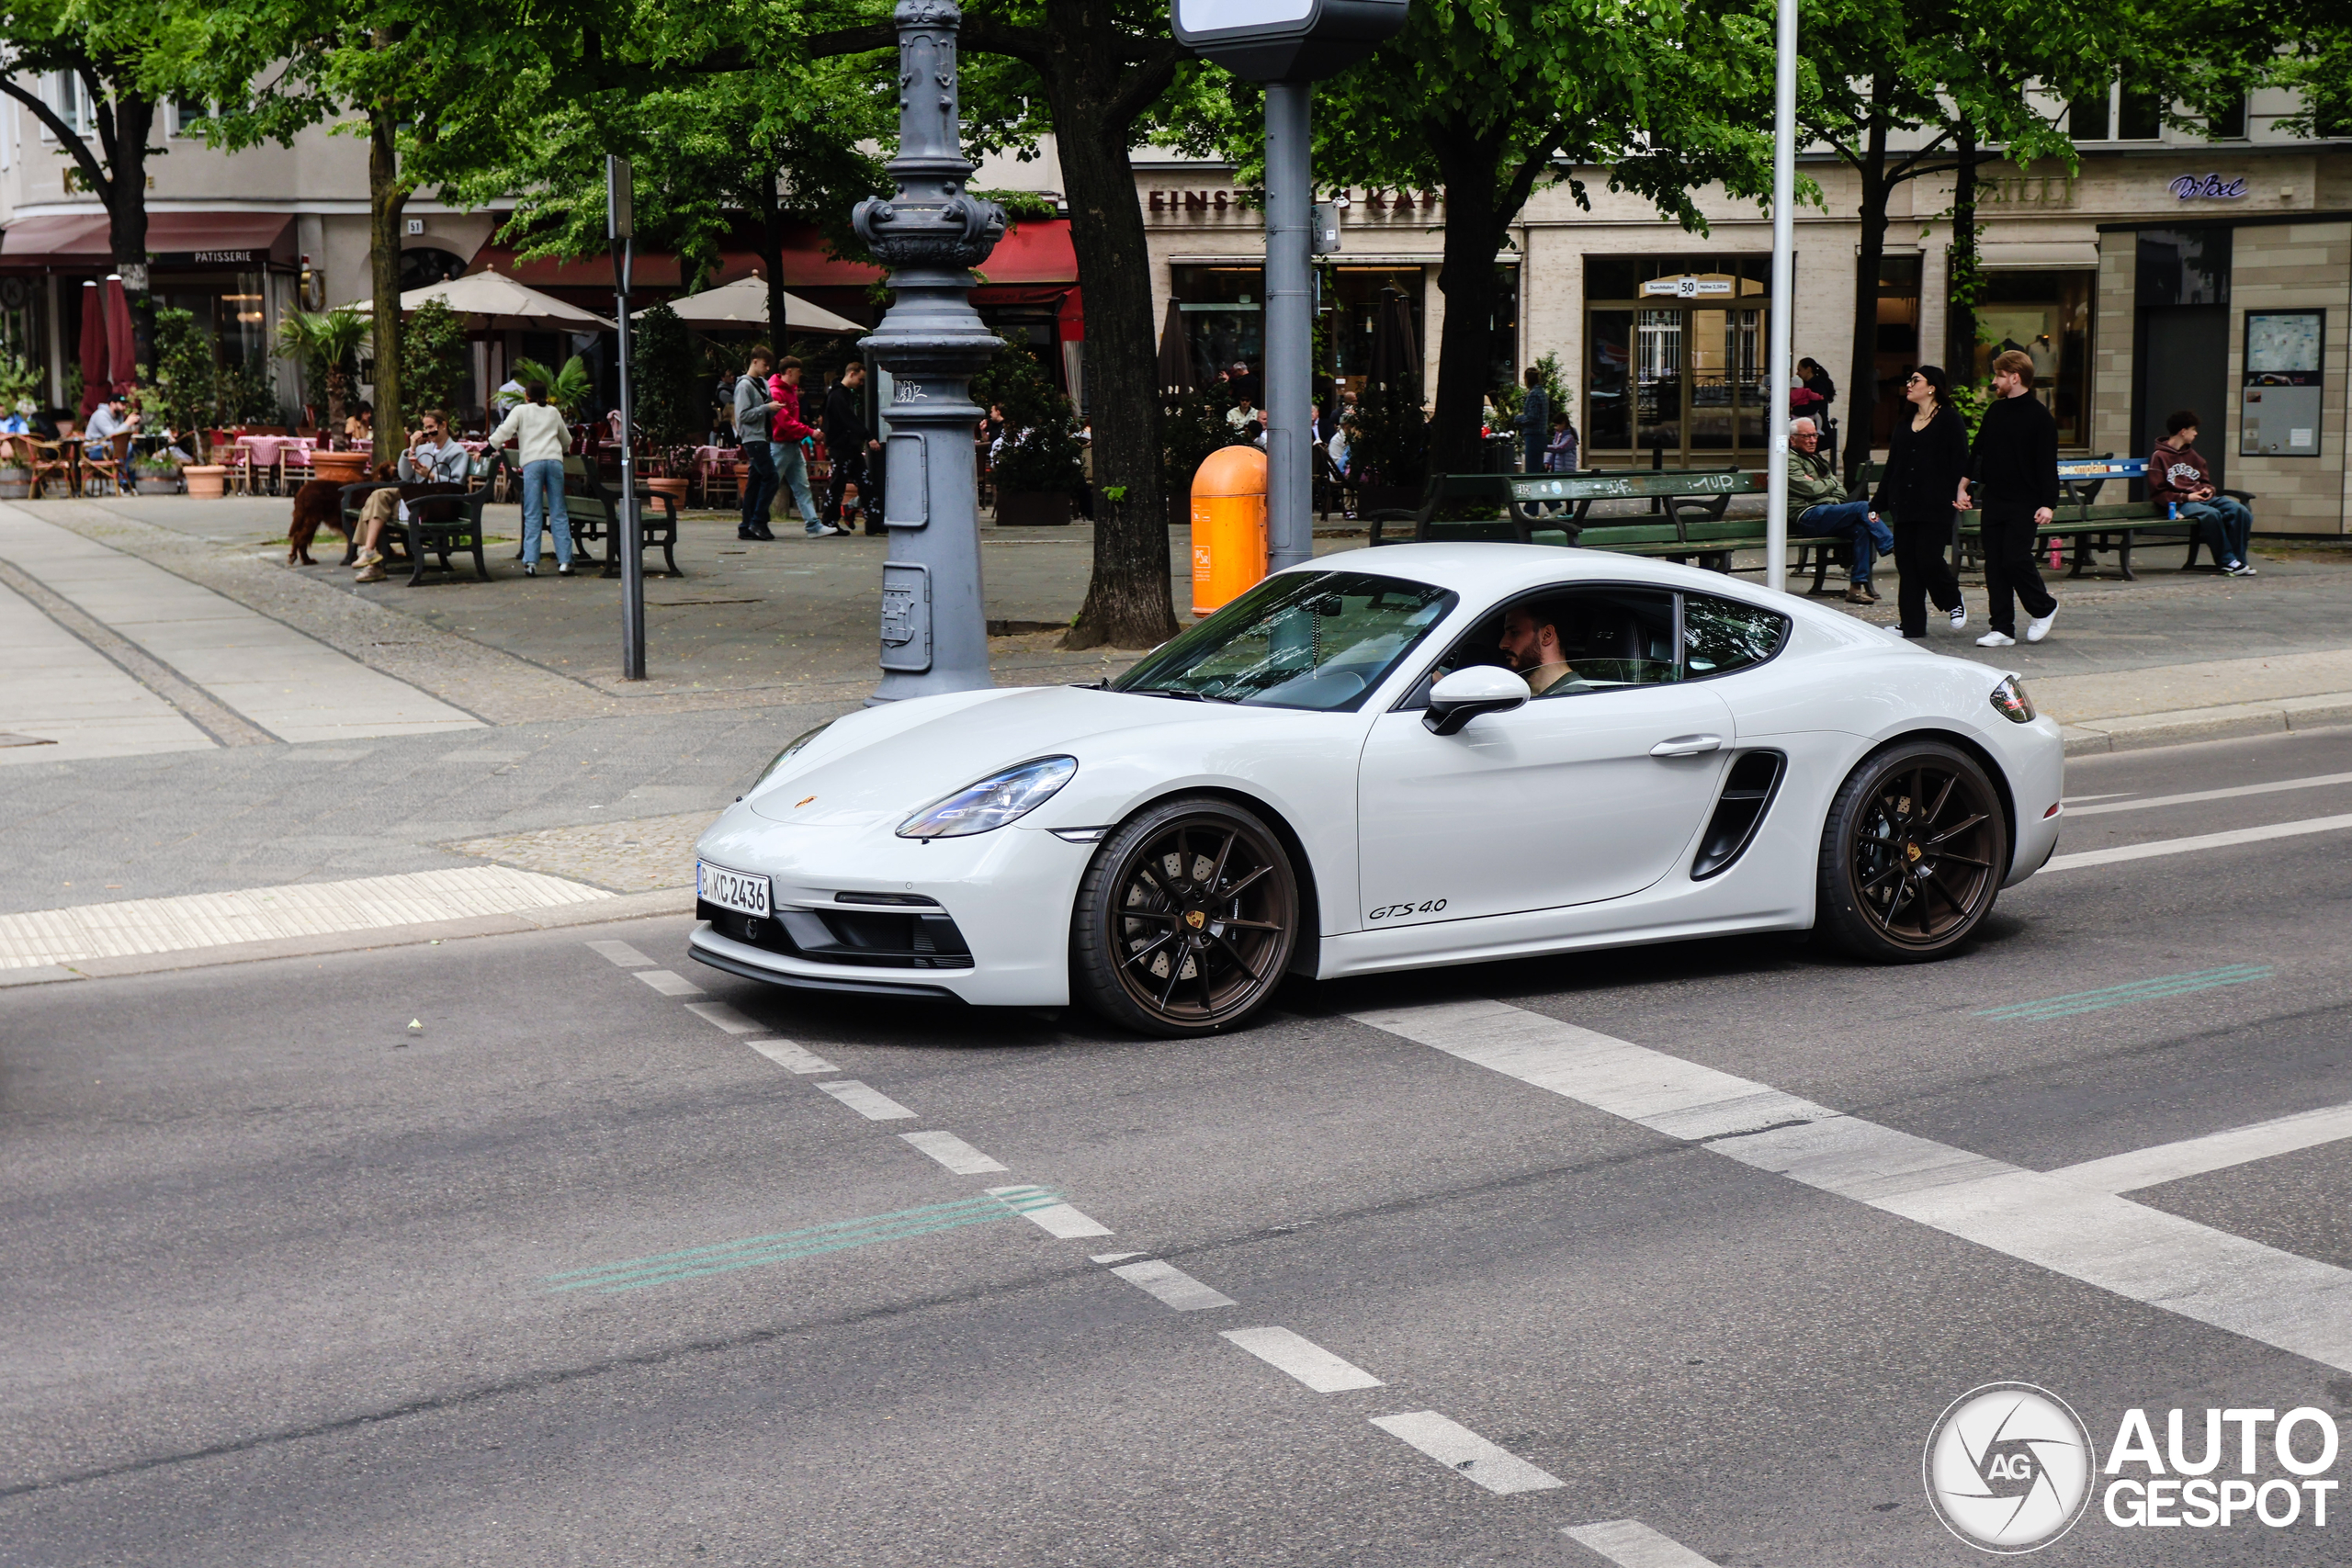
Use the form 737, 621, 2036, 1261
1071, 796, 1299, 1037
1815, 739, 2009, 963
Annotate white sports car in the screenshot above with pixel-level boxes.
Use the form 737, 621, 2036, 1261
691, 545, 2065, 1035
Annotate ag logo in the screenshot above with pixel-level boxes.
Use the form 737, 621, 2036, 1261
1924, 1382, 2097, 1553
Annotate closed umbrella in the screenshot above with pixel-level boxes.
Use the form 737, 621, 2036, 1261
1367, 284, 1419, 393
77, 281, 106, 418
1157, 298, 1196, 397
103, 276, 135, 395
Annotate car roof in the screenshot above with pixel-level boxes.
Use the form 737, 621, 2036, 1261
1289, 543, 1776, 606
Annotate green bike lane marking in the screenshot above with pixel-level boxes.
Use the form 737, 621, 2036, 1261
1974, 964, 2273, 1022
547, 1187, 1067, 1294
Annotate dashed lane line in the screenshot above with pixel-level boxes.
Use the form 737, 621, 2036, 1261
1353, 998, 2352, 1374
748, 1037, 838, 1075
683, 1000, 762, 1033
633, 968, 706, 997
2064, 770, 2352, 818
1563, 1519, 1723, 1567
2041, 811, 2352, 873
1369, 1411, 1566, 1495
2048, 1100, 2352, 1195
900, 1130, 1010, 1175
1973, 964, 2272, 1021
585, 940, 653, 968
1221, 1326, 1385, 1392
988, 1184, 1114, 1239
816, 1079, 918, 1121
1109, 1259, 1238, 1311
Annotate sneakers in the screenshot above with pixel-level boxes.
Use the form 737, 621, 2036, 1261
354, 563, 387, 583
2224, 559, 2257, 577
2025, 607, 2057, 643
806, 524, 842, 538
557, 564, 575, 577
522, 562, 537, 577
353, 547, 383, 569
1976, 629, 2017, 648
1949, 605, 1969, 631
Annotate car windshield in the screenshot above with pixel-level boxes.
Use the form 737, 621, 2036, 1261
1113, 570, 1457, 711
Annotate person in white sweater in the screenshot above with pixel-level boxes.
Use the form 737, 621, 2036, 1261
487, 383, 576, 576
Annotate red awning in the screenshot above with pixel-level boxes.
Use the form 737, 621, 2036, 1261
975, 219, 1079, 286
0, 210, 295, 268
476, 246, 684, 291
708, 216, 1078, 289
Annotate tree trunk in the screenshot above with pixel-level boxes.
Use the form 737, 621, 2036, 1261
1946, 119, 1979, 379
757, 166, 788, 350
1843, 75, 1894, 486
106, 96, 157, 378
1036, 18, 1179, 649
1428, 123, 1508, 477
368, 92, 407, 457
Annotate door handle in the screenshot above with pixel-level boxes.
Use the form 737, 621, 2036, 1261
1650, 734, 1724, 758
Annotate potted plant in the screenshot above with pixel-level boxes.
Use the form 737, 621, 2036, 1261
273, 308, 368, 445
131, 454, 185, 494
972, 331, 1084, 526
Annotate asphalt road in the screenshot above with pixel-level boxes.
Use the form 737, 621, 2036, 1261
6, 727, 2351, 1567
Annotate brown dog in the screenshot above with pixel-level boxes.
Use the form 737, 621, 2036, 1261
286, 479, 351, 565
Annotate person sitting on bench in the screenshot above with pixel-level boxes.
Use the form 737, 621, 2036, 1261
1788, 418, 1892, 605
349, 410, 471, 582
2149, 410, 2255, 577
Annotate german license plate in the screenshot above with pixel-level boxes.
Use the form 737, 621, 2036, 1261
698, 862, 771, 919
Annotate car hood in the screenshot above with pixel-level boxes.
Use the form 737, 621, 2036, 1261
743, 684, 1267, 829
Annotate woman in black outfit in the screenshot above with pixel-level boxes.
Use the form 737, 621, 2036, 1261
1871, 364, 1970, 637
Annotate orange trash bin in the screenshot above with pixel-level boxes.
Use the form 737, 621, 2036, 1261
1190, 445, 1268, 617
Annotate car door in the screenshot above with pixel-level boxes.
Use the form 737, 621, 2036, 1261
1354, 585, 1736, 928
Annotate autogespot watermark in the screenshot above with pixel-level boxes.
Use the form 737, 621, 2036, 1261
1925, 1385, 2343, 1553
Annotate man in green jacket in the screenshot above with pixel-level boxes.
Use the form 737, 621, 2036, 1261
1787, 418, 1892, 604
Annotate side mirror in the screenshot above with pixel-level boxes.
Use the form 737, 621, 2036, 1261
1424, 665, 1531, 736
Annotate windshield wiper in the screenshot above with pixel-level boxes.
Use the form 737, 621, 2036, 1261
1125, 686, 1234, 703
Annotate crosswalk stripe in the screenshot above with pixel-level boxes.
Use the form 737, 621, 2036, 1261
1563, 1520, 1722, 1567
2064, 771, 2352, 818
2041, 812, 2352, 873
2047, 1100, 2352, 1194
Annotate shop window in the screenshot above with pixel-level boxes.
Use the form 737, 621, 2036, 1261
1488, 265, 1520, 394
1319, 266, 1425, 390
1586, 254, 1770, 302
2118, 78, 2164, 140
1871, 255, 1922, 446
2135, 227, 2231, 308
1170, 265, 1264, 389
1975, 270, 2095, 446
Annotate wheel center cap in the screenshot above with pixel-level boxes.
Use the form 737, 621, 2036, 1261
1184, 909, 1206, 931
1904, 841, 1922, 863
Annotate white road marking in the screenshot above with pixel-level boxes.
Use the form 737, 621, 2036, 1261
1221, 1326, 1384, 1391
1368, 1411, 1564, 1495
2041, 812, 2352, 873
1109, 1259, 1238, 1311
682, 1000, 762, 1033
584, 940, 652, 967
2047, 1100, 2352, 1194
2060, 792, 2134, 805
0, 867, 611, 970
988, 1186, 1115, 1238
2065, 771, 2352, 818
899, 1130, 1009, 1175
1090, 1251, 1144, 1264
746, 1038, 837, 1075
1563, 1519, 1721, 1567
815, 1079, 917, 1121
633, 969, 706, 997
1354, 999, 2352, 1373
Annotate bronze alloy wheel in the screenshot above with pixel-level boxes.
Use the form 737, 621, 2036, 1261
1072, 798, 1299, 1036
1816, 740, 2009, 962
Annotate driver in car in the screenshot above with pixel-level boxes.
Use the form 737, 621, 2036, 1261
1498, 604, 1576, 694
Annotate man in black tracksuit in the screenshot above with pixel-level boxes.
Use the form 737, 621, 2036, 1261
1960, 347, 2060, 646
824, 362, 881, 533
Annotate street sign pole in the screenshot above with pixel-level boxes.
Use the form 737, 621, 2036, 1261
609, 155, 646, 678
1262, 80, 1313, 575
1764, 0, 1796, 595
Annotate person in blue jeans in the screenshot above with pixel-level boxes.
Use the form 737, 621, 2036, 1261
485, 381, 576, 576
1787, 416, 1893, 604
2148, 410, 2256, 576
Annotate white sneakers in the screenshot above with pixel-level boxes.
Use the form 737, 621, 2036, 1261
1975, 630, 2017, 648
2223, 559, 2257, 576
1949, 604, 1968, 631
2026, 608, 2057, 643
353, 548, 383, 570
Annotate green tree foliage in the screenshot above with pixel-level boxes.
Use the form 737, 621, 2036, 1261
145, 305, 216, 442
510, 355, 594, 419
399, 298, 467, 424
273, 307, 368, 433
631, 302, 701, 452
972, 330, 1085, 499
1162, 386, 1250, 501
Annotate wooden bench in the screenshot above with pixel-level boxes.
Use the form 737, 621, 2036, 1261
1366, 468, 1767, 548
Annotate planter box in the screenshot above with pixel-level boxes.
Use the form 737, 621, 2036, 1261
644, 476, 689, 511
183, 464, 228, 500
0, 467, 28, 500
996, 490, 1072, 527
134, 474, 183, 494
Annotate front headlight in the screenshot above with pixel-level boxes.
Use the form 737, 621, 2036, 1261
898, 756, 1077, 840
753, 720, 837, 787
1989, 675, 2037, 724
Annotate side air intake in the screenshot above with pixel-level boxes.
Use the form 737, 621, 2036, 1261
1691, 750, 1787, 880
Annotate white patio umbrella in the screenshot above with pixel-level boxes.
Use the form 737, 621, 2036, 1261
648, 275, 864, 334
345, 267, 616, 331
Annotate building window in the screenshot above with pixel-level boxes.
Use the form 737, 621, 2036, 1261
1320, 265, 1426, 392
1488, 265, 1520, 393
1170, 265, 1264, 389
2118, 77, 2164, 140
1585, 254, 1772, 463
44, 72, 96, 139
1975, 270, 2095, 446
2207, 95, 2247, 141
172, 99, 214, 137
2065, 85, 2111, 141
1870, 254, 1923, 446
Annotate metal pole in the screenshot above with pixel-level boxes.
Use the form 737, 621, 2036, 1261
616, 241, 644, 679
854, 0, 1005, 703
1263, 80, 1313, 575
1764, 0, 1796, 595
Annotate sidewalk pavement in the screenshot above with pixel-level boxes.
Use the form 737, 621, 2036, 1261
0, 489, 2346, 960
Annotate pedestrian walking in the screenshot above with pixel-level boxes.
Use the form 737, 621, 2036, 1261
2148, 411, 2256, 576
825, 362, 882, 535
1786, 417, 1893, 604
1510, 367, 1549, 473
733, 347, 783, 541
767, 357, 837, 537
1545, 411, 1579, 473
485, 382, 576, 577
1960, 348, 2060, 646
1871, 366, 1970, 637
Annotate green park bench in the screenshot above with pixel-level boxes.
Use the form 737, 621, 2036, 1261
1956, 457, 2259, 581
1366, 468, 1770, 548
510, 454, 685, 580
334, 477, 490, 586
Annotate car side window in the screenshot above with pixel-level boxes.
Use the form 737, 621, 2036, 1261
1682, 592, 1790, 679
1419, 586, 1679, 702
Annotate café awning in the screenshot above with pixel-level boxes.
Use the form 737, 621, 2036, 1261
0, 210, 296, 267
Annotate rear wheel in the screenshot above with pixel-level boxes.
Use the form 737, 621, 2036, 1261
1815, 739, 2008, 962
1071, 797, 1299, 1036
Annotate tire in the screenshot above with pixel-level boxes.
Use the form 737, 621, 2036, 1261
1071, 795, 1300, 1037
1815, 739, 2009, 963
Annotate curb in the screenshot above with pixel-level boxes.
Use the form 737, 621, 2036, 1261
2060, 694, 2352, 755
0, 886, 696, 987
